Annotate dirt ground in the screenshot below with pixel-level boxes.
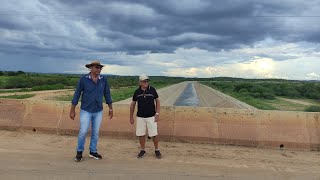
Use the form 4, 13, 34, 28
278, 97, 316, 106
0, 130, 319, 179
0, 89, 74, 100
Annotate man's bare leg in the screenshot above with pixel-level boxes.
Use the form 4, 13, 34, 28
152, 136, 159, 149
139, 135, 146, 149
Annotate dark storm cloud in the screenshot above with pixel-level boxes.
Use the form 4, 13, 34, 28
0, 0, 319, 72
54, 0, 319, 52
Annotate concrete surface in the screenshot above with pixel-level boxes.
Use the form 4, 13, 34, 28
115, 82, 188, 106
115, 81, 255, 109
0, 99, 320, 150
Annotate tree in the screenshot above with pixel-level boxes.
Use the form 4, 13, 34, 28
17, 71, 25, 75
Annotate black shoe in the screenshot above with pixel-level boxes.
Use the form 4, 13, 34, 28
75, 151, 83, 162
155, 150, 162, 159
137, 150, 146, 158
89, 151, 102, 160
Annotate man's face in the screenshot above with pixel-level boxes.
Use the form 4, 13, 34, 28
90, 65, 102, 75
139, 79, 149, 88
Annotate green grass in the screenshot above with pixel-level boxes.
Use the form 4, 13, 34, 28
0, 88, 32, 93
111, 86, 137, 102
53, 83, 174, 102
200, 81, 320, 111
53, 95, 75, 101
221, 92, 310, 111
31, 84, 65, 91
110, 83, 179, 102
264, 98, 308, 111
0, 94, 35, 99
0, 76, 6, 83
0, 76, 8, 89
229, 92, 276, 110
300, 98, 320, 105
53, 87, 136, 102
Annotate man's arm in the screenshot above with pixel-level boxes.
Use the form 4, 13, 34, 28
153, 87, 160, 122
70, 78, 83, 120
155, 98, 160, 114
107, 103, 113, 119
104, 78, 113, 119
104, 78, 113, 104
155, 98, 160, 122
130, 101, 136, 125
71, 78, 83, 106
70, 104, 76, 120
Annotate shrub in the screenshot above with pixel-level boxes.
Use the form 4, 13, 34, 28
234, 83, 253, 92
31, 84, 65, 91
262, 92, 275, 100
305, 105, 320, 112
239, 88, 249, 93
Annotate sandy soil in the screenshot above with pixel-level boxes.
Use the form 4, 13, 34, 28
0, 130, 319, 179
0, 89, 74, 101
278, 97, 315, 106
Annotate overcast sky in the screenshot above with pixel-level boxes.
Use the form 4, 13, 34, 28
0, 0, 320, 80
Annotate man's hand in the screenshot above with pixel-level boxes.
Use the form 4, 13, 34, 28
70, 110, 76, 120
130, 117, 134, 125
109, 109, 113, 119
155, 114, 160, 122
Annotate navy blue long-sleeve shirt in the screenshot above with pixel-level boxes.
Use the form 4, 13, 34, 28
71, 73, 112, 113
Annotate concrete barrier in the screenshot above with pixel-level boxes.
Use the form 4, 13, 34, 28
100, 104, 135, 138
257, 110, 310, 150
216, 108, 259, 147
173, 107, 217, 143
0, 99, 319, 151
22, 100, 62, 134
0, 99, 26, 130
306, 113, 320, 151
58, 103, 80, 135
157, 106, 175, 141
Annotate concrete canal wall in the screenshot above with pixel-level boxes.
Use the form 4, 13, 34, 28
1, 99, 319, 151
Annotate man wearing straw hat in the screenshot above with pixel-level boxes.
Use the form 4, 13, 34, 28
70, 60, 113, 162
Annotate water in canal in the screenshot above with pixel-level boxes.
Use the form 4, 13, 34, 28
174, 83, 199, 106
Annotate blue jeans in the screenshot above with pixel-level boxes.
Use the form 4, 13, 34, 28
76, 110, 103, 153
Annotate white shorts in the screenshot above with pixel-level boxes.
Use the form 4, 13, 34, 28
136, 116, 158, 137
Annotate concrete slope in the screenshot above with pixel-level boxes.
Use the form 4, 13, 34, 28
116, 81, 255, 109
115, 82, 188, 106
194, 82, 256, 109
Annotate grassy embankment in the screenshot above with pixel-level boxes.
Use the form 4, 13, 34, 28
1, 72, 320, 112
200, 79, 320, 112
0, 72, 185, 101
0, 94, 35, 99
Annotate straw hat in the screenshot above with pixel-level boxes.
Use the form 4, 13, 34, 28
85, 60, 104, 68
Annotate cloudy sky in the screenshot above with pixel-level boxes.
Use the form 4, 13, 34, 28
0, 0, 320, 80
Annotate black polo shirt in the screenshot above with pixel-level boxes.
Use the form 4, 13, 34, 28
132, 85, 159, 118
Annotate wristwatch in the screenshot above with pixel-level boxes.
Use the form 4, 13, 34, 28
155, 112, 159, 116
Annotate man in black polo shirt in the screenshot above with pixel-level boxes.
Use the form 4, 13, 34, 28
130, 74, 162, 159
